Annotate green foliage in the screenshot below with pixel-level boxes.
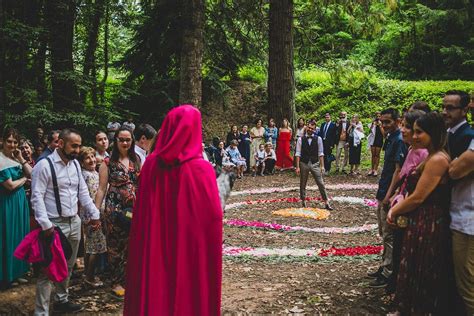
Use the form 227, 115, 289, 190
352, 1, 474, 79
3, 104, 123, 144
294, 67, 474, 123
237, 64, 267, 85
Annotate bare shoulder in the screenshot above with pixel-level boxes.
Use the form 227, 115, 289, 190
425, 152, 450, 170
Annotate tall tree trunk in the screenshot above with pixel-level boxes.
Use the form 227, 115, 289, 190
82, 0, 105, 106
178, 0, 204, 108
45, 0, 80, 111
34, 34, 48, 101
100, 0, 109, 104
30, 0, 48, 101
267, 0, 295, 128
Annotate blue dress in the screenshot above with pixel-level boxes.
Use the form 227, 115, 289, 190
0, 154, 30, 283
238, 132, 251, 169
264, 127, 278, 147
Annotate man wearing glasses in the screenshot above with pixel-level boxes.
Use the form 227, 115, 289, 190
443, 90, 474, 314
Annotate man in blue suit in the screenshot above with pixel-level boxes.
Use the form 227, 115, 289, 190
319, 113, 337, 174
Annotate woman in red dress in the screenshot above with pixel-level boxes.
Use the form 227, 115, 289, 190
276, 118, 294, 170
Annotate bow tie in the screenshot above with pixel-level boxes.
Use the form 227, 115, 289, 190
307, 136, 313, 139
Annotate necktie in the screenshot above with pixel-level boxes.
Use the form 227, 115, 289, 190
324, 123, 329, 139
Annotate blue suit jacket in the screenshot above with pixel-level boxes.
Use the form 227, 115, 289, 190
319, 122, 337, 148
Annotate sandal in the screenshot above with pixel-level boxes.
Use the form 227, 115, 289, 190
84, 277, 104, 288
110, 286, 125, 300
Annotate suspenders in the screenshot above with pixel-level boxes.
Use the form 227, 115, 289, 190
46, 157, 81, 217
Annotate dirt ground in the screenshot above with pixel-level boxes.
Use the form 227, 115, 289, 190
0, 171, 391, 314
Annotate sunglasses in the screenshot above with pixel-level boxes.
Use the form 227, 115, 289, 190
118, 138, 132, 143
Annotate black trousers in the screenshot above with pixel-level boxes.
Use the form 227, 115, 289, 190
323, 143, 333, 171
264, 159, 276, 174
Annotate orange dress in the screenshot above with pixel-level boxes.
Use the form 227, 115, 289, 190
276, 130, 293, 169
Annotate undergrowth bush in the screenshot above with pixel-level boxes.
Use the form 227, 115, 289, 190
295, 68, 474, 126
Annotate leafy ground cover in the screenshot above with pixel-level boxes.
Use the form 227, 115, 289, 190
0, 171, 392, 314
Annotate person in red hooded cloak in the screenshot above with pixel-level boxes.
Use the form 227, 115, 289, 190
124, 105, 223, 315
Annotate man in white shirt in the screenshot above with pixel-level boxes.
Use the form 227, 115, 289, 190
31, 129, 101, 315
134, 123, 157, 165
443, 90, 474, 314
295, 120, 332, 210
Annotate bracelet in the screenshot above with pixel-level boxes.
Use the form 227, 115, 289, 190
21, 161, 28, 166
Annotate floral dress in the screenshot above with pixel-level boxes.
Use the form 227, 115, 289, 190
104, 159, 139, 285
81, 169, 107, 255
395, 170, 457, 314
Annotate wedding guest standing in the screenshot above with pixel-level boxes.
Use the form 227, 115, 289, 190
124, 105, 222, 316
94, 131, 109, 169
0, 129, 32, 290
319, 113, 337, 174
95, 127, 140, 298
249, 119, 265, 169
295, 118, 306, 141
347, 114, 364, 175
264, 118, 278, 148
335, 112, 350, 173
367, 112, 384, 176
78, 147, 107, 289
443, 90, 474, 314
276, 118, 294, 170
387, 112, 455, 314
238, 125, 251, 171
368, 108, 407, 288
294, 120, 332, 210
225, 125, 239, 148
385, 110, 428, 295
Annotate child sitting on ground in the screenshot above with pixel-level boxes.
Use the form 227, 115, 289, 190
226, 140, 247, 179
263, 142, 277, 175
253, 143, 266, 176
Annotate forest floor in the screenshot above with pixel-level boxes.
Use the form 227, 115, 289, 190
0, 170, 392, 315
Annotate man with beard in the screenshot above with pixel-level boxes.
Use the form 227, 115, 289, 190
443, 90, 474, 314
31, 129, 101, 315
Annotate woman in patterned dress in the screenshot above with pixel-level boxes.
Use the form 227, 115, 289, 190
387, 113, 456, 314
95, 127, 140, 298
79, 147, 107, 288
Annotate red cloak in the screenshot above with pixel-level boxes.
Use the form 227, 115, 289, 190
124, 105, 223, 316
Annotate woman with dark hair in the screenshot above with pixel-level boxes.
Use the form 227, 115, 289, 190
238, 125, 251, 170
95, 127, 140, 298
225, 125, 239, 148
387, 112, 455, 314
347, 114, 364, 175
0, 129, 32, 290
367, 111, 384, 176
385, 110, 428, 295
